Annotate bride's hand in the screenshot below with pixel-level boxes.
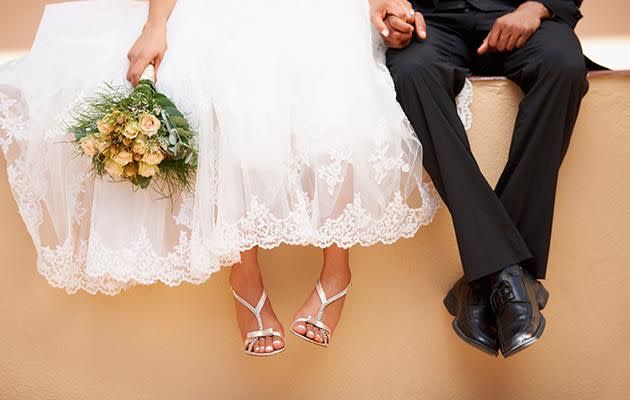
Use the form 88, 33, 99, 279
369, 0, 415, 37
126, 23, 167, 86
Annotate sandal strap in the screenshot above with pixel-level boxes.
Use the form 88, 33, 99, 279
246, 328, 284, 340
315, 280, 351, 322
244, 329, 284, 348
292, 316, 332, 335
231, 287, 267, 331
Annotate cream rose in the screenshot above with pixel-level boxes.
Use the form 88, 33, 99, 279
139, 113, 161, 137
95, 139, 109, 154
132, 135, 148, 155
79, 136, 97, 157
105, 159, 124, 177
113, 111, 127, 126
112, 151, 133, 166
142, 151, 165, 165
138, 162, 159, 178
123, 121, 141, 139
97, 118, 114, 135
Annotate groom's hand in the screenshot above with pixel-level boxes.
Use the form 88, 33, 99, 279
478, 1, 550, 54
369, 0, 415, 37
382, 12, 427, 49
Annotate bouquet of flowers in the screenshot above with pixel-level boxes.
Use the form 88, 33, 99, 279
67, 65, 197, 195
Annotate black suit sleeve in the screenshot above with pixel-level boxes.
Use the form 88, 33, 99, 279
535, 0, 583, 28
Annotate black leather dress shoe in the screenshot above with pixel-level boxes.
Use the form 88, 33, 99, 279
444, 277, 499, 356
490, 265, 550, 358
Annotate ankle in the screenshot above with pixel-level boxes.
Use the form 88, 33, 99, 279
230, 264, 264, 297
320, 264, 352, 288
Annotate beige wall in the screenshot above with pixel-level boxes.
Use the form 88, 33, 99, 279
1, 73, 630, 400
1, 1, 630, 400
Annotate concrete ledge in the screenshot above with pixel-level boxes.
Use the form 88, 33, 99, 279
0, 74, 629, 400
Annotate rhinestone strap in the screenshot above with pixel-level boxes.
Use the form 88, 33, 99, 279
315, 280, 351, 323
231, 288, 266, 331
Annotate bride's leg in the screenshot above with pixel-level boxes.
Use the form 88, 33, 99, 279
230, 247, 285, 353
292, 245, 352, 343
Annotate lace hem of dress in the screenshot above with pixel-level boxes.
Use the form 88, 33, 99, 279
36, 185, 439, 296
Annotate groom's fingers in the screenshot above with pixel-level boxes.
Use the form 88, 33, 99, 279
388, 15, 414, 34
414, 12, 427, 40
477, 36, 490, 55
478, 23, 501, 55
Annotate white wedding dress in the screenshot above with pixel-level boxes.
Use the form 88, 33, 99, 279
0, 0, 471, 295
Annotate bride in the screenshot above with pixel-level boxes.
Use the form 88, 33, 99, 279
0, 0, 452, 355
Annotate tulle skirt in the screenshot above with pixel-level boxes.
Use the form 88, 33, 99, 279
0, 0, 470, 295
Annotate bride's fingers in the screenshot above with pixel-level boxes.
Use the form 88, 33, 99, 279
394, 0, 415, 22
388, 3, 411, 21
128, 58, 150, 86
371, 9, 390, 37
153, 55, 163, 83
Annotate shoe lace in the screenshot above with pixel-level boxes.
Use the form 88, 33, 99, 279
490, 281, 516, 313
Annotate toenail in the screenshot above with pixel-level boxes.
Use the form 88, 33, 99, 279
265, 346, 273, 352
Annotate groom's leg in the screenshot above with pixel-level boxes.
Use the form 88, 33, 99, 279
386, 19, 532, 282
496, 20, 589, 279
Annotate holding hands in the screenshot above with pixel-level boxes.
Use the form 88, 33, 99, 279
369, 0, 427, 49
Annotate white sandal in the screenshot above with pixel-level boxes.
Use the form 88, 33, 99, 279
290, 280, 351, 347
232, 288, 286, 357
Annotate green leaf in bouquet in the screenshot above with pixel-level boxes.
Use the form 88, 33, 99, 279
168, 115, 189, 129
164, 107, 184, 119
133, 175, 152, 189
176, 128, 193, 140
169, 142, 183, 156
155, 95, 180, 111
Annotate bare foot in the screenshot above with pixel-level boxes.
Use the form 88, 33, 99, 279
292, 250, 351, 344
230, 248, 285, 354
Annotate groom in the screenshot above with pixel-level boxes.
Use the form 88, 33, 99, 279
369, 0, 588, 357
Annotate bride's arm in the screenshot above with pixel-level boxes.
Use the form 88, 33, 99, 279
126, 0, 177, 86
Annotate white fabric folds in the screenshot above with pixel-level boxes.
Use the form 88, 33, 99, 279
0, 0, 473, 295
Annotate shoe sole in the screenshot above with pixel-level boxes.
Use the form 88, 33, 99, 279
245, 346, 287, 357
444, 288, 499, 357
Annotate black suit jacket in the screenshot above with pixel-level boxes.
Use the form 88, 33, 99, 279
412, 0, 583, 28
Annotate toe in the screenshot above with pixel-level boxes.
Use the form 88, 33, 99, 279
272, 336, 284, 350
264, 337, 274, 353
313, 327, 323, 343
293, 322, 307, 335
256, 338, 265, 353
306, 323, 316, 339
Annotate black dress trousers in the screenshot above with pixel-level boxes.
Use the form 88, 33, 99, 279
386, 5, 589, 281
